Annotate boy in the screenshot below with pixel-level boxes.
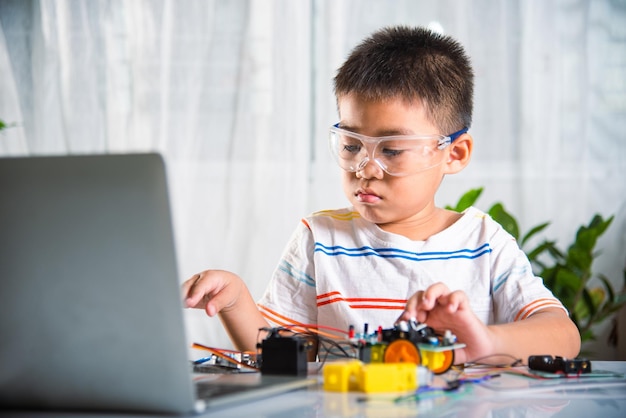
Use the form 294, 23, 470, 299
183, 26, 580, 364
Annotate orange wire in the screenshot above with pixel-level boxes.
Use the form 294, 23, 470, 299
192, 343, 259, 370
279, 323, 350, 340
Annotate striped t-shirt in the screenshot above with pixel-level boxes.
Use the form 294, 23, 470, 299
257, 206, 564, 336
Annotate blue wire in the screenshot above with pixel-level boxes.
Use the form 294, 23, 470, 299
193, 356, 213, 364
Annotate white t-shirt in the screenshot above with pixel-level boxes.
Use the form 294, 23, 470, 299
257, 206, 564, 336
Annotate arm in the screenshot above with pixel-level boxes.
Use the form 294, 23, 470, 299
399, 283, 581, 365
182, 270, 270, 352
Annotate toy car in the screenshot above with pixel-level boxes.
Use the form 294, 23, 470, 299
362, 320, 464, 374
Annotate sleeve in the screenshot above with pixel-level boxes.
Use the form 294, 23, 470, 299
489, 227, 567, 324
256, 218, 318, 328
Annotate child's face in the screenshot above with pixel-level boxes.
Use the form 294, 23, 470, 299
336, 94, 453, 229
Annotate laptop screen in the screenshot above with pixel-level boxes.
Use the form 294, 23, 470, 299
0, 154, 199, 414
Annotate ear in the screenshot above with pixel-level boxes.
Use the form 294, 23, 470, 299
443, 133, 473, 174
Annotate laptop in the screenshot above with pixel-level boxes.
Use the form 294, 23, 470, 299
0, 153, 316, 415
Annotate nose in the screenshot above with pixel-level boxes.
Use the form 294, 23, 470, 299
356, 157, 384, 179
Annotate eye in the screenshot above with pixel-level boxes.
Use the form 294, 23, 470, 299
381, 147, 403, 157
341, 143, 362, 154
378, 140, 408, 158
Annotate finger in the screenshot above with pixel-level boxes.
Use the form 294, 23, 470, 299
183, 273, 216, 308
181, 273, 202, 301
398, 291, 431, 324
446, 290, 468, 312
404, 291, 422, 315
422, 282, 450, 307
413, 291, 431, 323
437, 290, 468, 313
201, 282, 238, 317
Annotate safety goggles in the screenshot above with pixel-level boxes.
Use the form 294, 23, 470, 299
328, 124, 468, 177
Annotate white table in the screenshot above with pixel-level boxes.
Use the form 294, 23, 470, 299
202, 361, 626, 418
3, 361, 625, 417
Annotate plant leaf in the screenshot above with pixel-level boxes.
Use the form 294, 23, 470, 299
577, 287, 604, 319
597, 274, 616, 303
572, 215, 613, 254
520, 222, 550, 248
555, 268, 582, 299
488, 203, 520, 240
447, 187, 483, 212
526, 240, 557, 264
567, 246, 592, 275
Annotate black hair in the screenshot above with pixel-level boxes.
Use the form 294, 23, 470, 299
334, 26, 474, 134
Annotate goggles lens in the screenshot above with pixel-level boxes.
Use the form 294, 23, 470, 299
328, 125, 467, 176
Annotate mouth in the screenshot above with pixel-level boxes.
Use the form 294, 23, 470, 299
355, 188, 382, 204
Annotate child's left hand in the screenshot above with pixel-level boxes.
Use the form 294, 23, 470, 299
397, 282, 494, 364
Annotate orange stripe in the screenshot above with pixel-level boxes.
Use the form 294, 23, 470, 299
514, 298, 550, 321
519, 302, 564, 320
301, 219, 311, 230
514, 298, 563, 321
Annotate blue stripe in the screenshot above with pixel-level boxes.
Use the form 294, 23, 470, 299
493, 271, 510, 293
493, 265, 528, 293
278, 260, 315, 287
314, 242, 491, 262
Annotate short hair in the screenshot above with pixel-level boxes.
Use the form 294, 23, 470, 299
334, 26, 474, 134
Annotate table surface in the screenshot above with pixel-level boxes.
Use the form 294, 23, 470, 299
3, 361, 626, 418
205, 360, 626, 418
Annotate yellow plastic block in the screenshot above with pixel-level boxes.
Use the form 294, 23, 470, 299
323, 361, 418, 393
360, 363, 417, 393
323, 360, 362, 392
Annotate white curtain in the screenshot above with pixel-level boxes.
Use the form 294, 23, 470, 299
1, 0, 625, 359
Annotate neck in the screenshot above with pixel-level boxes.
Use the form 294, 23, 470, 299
378, 207, 461, 241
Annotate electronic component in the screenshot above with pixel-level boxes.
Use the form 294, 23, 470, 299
528, 355, 592, 375
260, 334, 311, 376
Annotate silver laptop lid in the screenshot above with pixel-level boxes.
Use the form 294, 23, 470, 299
0, 153, 199, 414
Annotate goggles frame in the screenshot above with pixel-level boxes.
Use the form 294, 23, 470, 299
329, 124, 468, 177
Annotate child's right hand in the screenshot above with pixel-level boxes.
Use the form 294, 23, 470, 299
182, 270, 270, 351
181, 269, 246, 317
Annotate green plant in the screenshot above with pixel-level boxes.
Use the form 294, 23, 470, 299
448, 187, 626, 344
0, 118, 17, 132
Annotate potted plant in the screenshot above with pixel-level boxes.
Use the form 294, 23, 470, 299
448, 188, 626, 350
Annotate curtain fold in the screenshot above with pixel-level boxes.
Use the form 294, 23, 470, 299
1, 0, 624, 358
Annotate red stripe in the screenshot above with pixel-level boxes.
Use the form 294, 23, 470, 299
317, 296, 406, 310
317, 291, 341, 300
347, 304, 404, 310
